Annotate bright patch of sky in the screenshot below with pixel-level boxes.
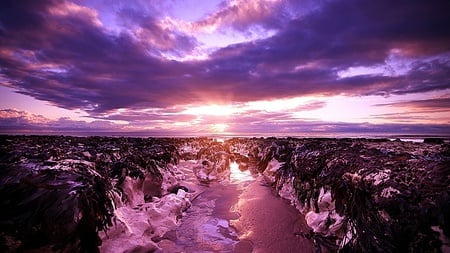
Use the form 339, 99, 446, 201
337, 50, 413, 78
0, 86, 92, 121
182, 104, 238, 116
180, 96, 319, 117
293, 90, 450, 124
293, 95, 390, 123
196, 25, 277, 50
162, 0, 224, 21
338, 50, 450, 79
177, 89, 449, 126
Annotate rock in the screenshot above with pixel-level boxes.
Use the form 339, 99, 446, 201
220, 137, 449, 252
143, 173, 163, 198
1, 135, 448, 253
0, 135, 186, 252
424, 138, 445, 144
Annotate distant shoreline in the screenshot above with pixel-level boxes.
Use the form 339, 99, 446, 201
1, 132, 449, 143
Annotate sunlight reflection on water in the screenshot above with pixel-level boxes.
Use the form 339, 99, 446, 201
230, 162, 254, 183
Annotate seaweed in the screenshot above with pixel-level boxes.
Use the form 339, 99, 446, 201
255, 138, 450, 252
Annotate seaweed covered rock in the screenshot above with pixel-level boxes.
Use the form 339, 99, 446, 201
0, 135, 185, 252
0, 160, 114, 252
193, 140, 231, 182
258, 138, 450, 252
2, 136, 448, 253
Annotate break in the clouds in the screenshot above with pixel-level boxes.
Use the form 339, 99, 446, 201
0, 0, 449, 135
2, 108, 448, 136
0, 109, 123, 132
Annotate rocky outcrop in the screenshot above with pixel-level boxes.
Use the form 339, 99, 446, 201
251, 138, 450, 252
192, 140, 232, 183
0, 136, 187, 252
1, 136, 448, 253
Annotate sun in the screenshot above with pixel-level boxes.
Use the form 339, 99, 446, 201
211, 123, 228, 133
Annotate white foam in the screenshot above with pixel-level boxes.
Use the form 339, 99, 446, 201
230, 161, 253, 183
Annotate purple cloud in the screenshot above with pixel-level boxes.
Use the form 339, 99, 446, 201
377, 97, 450, 109
0, 0, 449, 121
0, 109, 124, 132
2, 108, 449, 136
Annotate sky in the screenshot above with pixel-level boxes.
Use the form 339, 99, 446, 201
1, 0, 450, 136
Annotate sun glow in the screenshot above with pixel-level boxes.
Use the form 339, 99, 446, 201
211, 123, 228, 133
245, 96, 318, 112
181, 96, 320, 117
183, 104, 238, 116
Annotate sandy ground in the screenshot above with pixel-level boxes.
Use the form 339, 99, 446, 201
231, 178, 315, 253
159, 161, 315, 253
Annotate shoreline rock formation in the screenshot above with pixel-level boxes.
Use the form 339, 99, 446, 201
233, 137, 450, 252
0, 135, 448, 252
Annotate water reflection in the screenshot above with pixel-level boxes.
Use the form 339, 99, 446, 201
230, 162, 254, 183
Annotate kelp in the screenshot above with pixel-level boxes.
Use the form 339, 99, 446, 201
0, 164, 115, 252
258, 138, 450, 252
0, 135, 181, 252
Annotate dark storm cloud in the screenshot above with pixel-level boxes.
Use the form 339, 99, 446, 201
0, 0, 198, 113
116, 7, 198, 56
201, 0, 450, 99
1, 0, 450, 117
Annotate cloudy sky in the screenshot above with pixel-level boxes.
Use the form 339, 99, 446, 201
1, 0, 449, 136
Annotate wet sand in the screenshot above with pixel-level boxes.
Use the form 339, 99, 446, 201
231, 178, 315, 253
161, 161, 315, 253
